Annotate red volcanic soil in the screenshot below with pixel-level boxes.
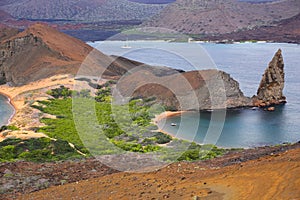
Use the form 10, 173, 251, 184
0, 143, 298, 199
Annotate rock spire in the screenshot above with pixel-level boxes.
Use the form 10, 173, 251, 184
253, 49, 286, 107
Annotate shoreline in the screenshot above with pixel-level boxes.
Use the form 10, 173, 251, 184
0, 90, 16, 126
87, 39, 300, 45
0, 74, 75, 127
152, 111, 186, 139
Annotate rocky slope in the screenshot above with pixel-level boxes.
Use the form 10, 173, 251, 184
0, 26, 18, 41
0, 0, 165, 22
0, 24, 143, 86
144, 0, 300, 35
117, 68, 252, 110
15, 143, 300, 200
253, 49, 286, 107
201, 13, 300, 43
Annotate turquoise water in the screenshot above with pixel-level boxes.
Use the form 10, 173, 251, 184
0, 94, 15, 127
90, 41, 300, 148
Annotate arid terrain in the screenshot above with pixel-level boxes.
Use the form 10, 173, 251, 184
0, 8, 299, 199
201, 13, 300, 43
145, 0, 300, 35
0, 142, 297, 200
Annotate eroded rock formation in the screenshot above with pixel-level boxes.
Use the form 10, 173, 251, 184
117, 68, 252, 111
253, 49, 286, 107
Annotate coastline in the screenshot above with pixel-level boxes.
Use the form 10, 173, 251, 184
0, 90, 16, 126
0, 74, 75, 124
152, 111, 186, 139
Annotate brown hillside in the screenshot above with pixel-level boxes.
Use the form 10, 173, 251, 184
0, 26, 19, 41
144, 0, 300, 35
0, 9, 15, 28
0, 23, 142, 85
206, 13, 300, 43
117, 68, 252, 110
19, 145, 300, 200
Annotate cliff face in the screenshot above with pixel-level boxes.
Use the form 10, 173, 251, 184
117, 68, 252, 110
253, 49, 286, 106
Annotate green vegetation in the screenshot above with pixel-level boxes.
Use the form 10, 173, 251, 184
0, 125, 20, 132
111, 139, 161, 153
31, 98, 89, 153
35, 84, 166, 156
46, 85, 72, 99
0, 83, 227, 163
177, 143, 225, 161
0, 138, 81, 162
154, 132, 172, 144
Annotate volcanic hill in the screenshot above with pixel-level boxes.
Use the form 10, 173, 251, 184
0, 23, 144, 86
144, 0, 300, 40
0, 0, 166, 23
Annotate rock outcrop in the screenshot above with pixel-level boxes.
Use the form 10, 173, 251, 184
117, 68, 252, 110
253, 49, 286, 107
117, 49, 286, 111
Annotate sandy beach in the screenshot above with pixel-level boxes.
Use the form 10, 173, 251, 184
0, 74, 75, 141
152, 111, 187, 139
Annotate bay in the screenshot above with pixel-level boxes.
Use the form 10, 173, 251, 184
93, 41, 300, 147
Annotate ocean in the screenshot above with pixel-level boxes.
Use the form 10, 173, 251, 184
89, 41, 300, 148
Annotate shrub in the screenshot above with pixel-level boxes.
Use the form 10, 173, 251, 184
46, 86, 72, 99
0, 138, 83, 162
0, 125, 20, 132
0, 145, 16, 161
177, 149, 200, 161
154, 132, 172, 144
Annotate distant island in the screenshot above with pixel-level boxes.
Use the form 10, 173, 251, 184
0, 0, 299, 43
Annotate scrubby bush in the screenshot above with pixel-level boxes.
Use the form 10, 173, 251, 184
0, 125, 20, 132
177, 149, 200, 161
46, 86, 72, 99
154, 132, 172, 144
0, 138, 82, 162
0, 145, 16, 161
